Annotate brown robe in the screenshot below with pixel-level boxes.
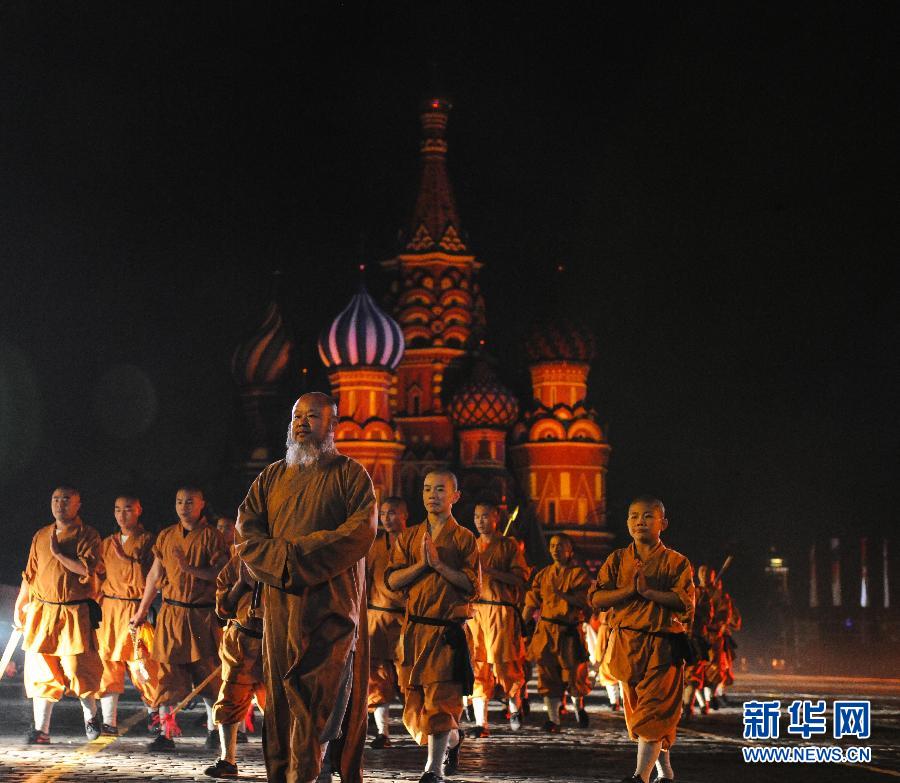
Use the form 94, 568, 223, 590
384, 517, 480, 744
590, 541, 695, 749
236, 454, 376, 783
22, 518, 103, 699
366, 530, 405, 709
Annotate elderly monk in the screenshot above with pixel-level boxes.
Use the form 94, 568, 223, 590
203, 554, 265, 780
235, 392, 377, 783
367, 496, 409, 749
522, 532, 592, 732
130, 487, 228, 751
385, 470, 480, 783
469, 501, 529, 736
96, 495, 159, 734
590, 496, 694, 783
13, 486, 104, 744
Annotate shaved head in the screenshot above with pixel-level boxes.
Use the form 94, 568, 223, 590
295, 392, 337, 417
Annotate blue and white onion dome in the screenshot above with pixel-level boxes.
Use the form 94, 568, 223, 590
318, 282, 405, 370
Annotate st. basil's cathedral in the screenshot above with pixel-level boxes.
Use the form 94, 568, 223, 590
230, 97, 612, 568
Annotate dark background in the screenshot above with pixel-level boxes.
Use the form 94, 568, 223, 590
0, 3, 897, 645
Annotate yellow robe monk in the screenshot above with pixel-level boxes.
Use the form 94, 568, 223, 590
22, 518, 103, 700
151, 519, 227, 706
236, 454, 376, 783
524, 562, 592, 698
590, 542, 694, 749
97, 525, 159, 704
470, 536, 529, 701
366, 530, 405, 710
703, 585, 734, 687
213, 554, 265, 726
384, 518, 480, 745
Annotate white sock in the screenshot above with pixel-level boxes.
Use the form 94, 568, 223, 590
694, 688, 706, 707
656, 748, 675, 779
220, 722, 239, 764
33, 698, 54, 734
80, 696, 97, 723
544, 696, 561, 724
606, 684, 619, 704
715, 683, 725, 697
426, 731, 451, 775
473, 697, 487, 727
100, 694, 119, 726
448, 728, 460, 748
570, 695, 583, 712
203, 698, 215, 731
374, 705, 390, 735
635, 738, 663, 782
703, 686, 712, 702
508, 695, 520, 715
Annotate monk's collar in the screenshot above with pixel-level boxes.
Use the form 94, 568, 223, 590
54, 516, 83, 531
426, 515, 457, 538
179, 518, 207, 535
629, 539, 666, 562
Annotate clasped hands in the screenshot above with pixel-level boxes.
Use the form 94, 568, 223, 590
420, 532, 443, 573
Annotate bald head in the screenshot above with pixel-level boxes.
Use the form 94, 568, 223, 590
295, 392, 337, 417
287, 392, 339, 466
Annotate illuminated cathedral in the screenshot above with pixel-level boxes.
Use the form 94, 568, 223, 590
230, 97, 612, 566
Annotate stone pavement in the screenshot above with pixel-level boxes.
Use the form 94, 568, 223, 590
1, 675, 898, 782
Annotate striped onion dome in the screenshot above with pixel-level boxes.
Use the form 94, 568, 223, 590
524, 317, 597, 364
231, 300, 294, 386
449, 362, 519, 430
318, 283, 405, 370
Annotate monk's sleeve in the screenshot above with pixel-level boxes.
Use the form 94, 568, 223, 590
510, 541, 529, 581
383, 530, 413, 595
458, 531, 480, 602
215, 559, 238, 620
670, 556, 695, 625
22, 535, 39, 586
571, 567, 591, 602
139, 534, 155, 579
235, 470, 285, 587
588, 551, 619, 605
281, 462, 377, 590
76, 528, 102, 585
523, 568, 543, 615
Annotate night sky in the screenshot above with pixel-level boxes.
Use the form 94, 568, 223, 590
1, 4, 896, 635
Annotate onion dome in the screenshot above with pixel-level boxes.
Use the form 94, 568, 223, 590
318, 282, 405, 370
524, 318, 597, 364
231, 300, 294, 386
449, 362, 519, 430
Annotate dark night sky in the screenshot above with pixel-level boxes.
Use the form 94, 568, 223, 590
0, 4, 897, 630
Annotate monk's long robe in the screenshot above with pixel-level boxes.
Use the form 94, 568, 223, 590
97, 526, 159, 702
22, 518, 103, 700
152, 520, 227, 705
524, 562, 592, 697
590, 542, 694, 749
236, 454, 376, 783
366, 530, 405, 709
213, 554, 265, 725
703, 585, 734, 687
470, 536, 529, 700
384, 518, 480, 745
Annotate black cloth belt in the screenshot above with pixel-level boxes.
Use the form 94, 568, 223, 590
616, 626, 697, 667
102, 593, 141, 602
407, 614, 474, 696
36, 596, 102, 629
367, 603, 404, 615
163, 598, 215, 609
540, 616, 579, 628
541, 616, 589, 663
234, 621, 263, 639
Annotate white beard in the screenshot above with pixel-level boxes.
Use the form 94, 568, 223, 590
285, 426, 337, 467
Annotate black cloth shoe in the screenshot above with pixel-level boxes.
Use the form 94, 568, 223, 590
147, 714, 160, 735
620, 776, 644, 783
710, 695, 721, 710
520, 696, 531, 717
576, 708, 589, 728
444, 729, 463, 774
236, 730, 248, 743
418, 773, 442, 783
541, 719, 560, 733
204, 759, 239, 779
370, 733, 392, 748
101, 723, 119, 736
469, 725, 489, 738
205, 729, 219, 749
148, 734, 176, 751
85, 717, 101, 741
26, 728, 50, 744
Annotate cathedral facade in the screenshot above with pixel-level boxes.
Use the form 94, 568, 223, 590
231, 97, 612, 566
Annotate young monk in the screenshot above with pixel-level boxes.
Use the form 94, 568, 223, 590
522, 533, 592, 732
469, 501, 530, 736
385, 471, 480, 783
367, 496, 409, 748
590, 496, 694, 783
96, 495, 159, 734
130, 487, 228, 751
14, 486, 104, 743
203, 553, 265, 779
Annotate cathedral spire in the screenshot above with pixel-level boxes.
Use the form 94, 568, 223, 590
403, 96, 468, 254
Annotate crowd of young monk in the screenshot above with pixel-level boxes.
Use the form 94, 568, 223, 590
11, 393, 740, 783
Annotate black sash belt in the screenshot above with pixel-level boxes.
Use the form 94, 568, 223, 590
37, 596, 102, 629
164, 598, 215, 609
407, 614, 474, 696
368, 603, 404, 614
234, 621, 263, 639
102, 594, 141, 602
541, 616, 589, 663
617, 626, 697, 667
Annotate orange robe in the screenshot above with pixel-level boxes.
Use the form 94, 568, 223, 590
236, 454, 377, 783
470, 535, 529, 701
384, 518, 480, 745
97, 526, 159, 703
703, 585, 734, 687
151, 519, 227, 706
22, 518, 103, 700
366, 530, 405, 710
590, 542, 695, 749
213, 555, 266, 726
592, 609, 618, 687
524, 562, 592, 698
